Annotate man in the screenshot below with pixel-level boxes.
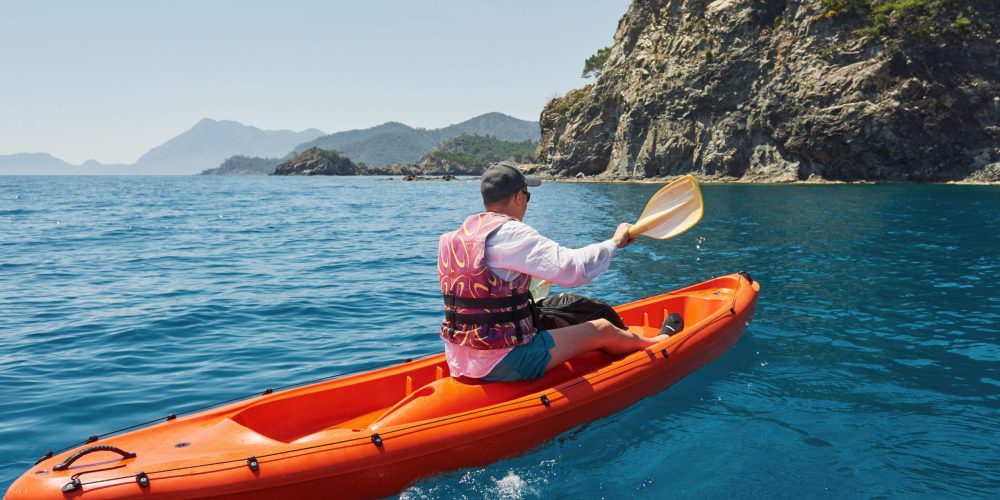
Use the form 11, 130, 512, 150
438, 161, 669, 382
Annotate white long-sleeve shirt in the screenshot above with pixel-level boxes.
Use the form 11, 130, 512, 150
444, 220, 619, 378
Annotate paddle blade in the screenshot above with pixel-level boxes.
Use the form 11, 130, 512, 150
630, 175, 703, 239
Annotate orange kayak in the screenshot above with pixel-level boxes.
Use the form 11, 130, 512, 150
6, 273, 759, 499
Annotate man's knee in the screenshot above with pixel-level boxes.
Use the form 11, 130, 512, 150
590, 318, 614, 332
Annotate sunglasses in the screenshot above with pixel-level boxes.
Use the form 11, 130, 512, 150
521, 190, 531, 202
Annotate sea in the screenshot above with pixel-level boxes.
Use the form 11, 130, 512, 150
1, 175, 997, 498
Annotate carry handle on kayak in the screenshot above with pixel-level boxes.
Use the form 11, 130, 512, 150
52, 445, 136, 471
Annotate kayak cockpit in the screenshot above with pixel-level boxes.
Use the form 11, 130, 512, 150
229, 362, 449, 443
369, 349, 616, 429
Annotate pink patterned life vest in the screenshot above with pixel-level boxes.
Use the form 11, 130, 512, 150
438, 212, 537, 349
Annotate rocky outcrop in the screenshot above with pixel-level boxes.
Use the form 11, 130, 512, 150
273, 148, 362, 176
537, 0, 1000, 182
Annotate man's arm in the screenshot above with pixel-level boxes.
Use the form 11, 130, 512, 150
486, 222, 633, 288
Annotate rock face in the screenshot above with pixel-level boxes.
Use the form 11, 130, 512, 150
273, 148, 361, 176
537, 0, 1000, 182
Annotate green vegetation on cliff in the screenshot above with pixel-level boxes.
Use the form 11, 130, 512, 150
819, 0, 995, 40
582, 46, 612, 78
418, 135, 537, 174
552, 86, 593, 114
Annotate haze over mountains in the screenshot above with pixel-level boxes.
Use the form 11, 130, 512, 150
0, 119, 324, 176
133, 119, 325, 175
0, 113, 539, 175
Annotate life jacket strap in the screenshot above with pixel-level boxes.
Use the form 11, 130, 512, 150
449, 306, 533, 325
442, 292, 533, 309
445, 291, 457, 339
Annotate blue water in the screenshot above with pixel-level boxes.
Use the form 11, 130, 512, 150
1, 176, 998, 498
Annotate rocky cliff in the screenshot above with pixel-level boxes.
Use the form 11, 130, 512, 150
537, 0, 1000, 182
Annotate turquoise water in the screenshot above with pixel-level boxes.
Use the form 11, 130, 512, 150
1, 176, 998, 497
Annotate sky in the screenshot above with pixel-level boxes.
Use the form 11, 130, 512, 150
0, 1, 630, 165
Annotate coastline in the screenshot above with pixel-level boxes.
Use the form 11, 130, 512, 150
534, 176, 1000, 186
374, 172, 1000, 185
513, 164, 1000, 186
1, 172, 996, 185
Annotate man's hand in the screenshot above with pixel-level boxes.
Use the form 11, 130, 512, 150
613, 223, 637, 248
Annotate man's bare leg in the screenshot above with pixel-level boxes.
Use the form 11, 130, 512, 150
545, 318, 668, 371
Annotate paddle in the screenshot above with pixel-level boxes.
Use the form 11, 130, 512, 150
626, 174, 704, 239
529, 175, 704, 300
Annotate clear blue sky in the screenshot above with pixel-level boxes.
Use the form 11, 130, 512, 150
0, 1, 629, 164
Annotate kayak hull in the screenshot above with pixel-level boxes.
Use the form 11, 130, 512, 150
6, 274, 759, 499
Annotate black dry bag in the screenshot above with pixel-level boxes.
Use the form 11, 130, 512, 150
533, 293, 627, 331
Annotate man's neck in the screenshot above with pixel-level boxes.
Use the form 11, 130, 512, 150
485, 209, 519, 221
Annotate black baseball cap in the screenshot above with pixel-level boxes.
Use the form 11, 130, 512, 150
481, 160, 541, 202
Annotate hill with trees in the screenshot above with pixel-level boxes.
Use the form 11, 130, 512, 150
292, 112, 538, 166
416, 135, 537, 175
200, 155, 280, 175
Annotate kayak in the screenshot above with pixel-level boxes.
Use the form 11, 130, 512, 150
6, 273, 759, 499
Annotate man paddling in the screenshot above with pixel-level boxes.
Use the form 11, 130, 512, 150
438, 161, 670, 382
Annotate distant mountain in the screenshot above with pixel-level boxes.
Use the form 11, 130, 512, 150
0, 153, 75, 174
2, 114, 536, 175
437, 112, 541, 140
292, 112, 538, 166
0, 153, 133, 175
133, 119, 325, 175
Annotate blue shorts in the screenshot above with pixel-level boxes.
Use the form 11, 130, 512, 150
482, 330, 554, 382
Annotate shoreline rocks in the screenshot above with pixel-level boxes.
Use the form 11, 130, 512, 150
402, 174, 458, 181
